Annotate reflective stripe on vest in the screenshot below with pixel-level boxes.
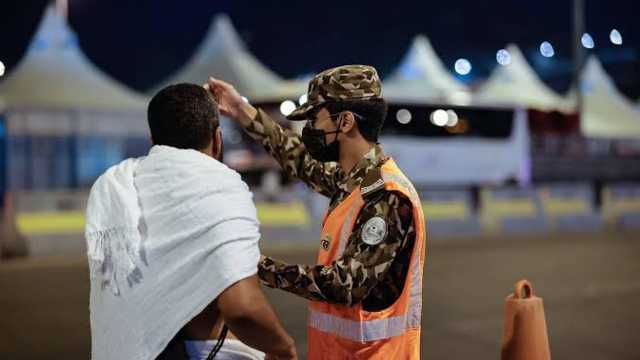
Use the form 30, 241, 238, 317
336, 204, 359, 258
309, 237, 423, 342
380, 171, 421, 204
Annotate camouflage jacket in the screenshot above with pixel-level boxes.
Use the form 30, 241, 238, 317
245, 109, 416, 311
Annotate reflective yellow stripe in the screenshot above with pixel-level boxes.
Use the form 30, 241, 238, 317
309, 308, 412, 342
380, 172, 421, 204
337, 204, 358, 258
309, 241, 422, 341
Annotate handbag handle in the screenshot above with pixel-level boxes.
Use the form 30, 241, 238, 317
514, 279, 533, 299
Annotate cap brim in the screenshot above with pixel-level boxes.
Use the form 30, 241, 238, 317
286, 103, 315, 121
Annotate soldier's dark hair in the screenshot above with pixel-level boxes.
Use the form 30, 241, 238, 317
148, 83, 219, 150
324, 98, 388, 142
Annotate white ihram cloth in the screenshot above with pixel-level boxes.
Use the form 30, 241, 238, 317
185, 340, 265, 360
85, 145, 261, 360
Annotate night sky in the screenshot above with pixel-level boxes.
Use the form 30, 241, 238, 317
2, 0, 639, 98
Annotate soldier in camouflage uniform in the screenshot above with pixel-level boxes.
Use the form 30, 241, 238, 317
206, 65, 418, 312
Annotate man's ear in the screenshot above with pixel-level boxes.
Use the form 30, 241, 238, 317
213, 127, 223, 157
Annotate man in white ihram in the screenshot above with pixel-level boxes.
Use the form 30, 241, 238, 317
85, 84, 297, 360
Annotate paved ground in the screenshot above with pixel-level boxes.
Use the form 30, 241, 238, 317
1, 230, 639, 359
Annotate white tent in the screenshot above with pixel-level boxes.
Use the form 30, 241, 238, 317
266, 77, 310, 104
0, 6, 150, 190
0, 7, 148, 113
580, 56, 640, 138
383, 35, 471, 105
0, 6, 149, 137
474, 44, 566, 112
151, 14, 294, 103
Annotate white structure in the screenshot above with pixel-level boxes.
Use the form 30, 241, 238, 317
474, 44, 566, 112
383, 35, 470, 105
151, 14, 299, 103
0, 6, 149, 136
580, 56, 640, 138
382, 109, 531, 186
0, 6, 150, 190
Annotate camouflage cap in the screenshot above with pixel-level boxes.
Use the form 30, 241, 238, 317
287, 64, 383, 120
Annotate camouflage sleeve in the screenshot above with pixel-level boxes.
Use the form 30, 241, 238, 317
242, 108, 340, 197
258, 190, 415, 305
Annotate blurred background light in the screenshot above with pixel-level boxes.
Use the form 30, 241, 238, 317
279, 100, 296, 116
430, 109, 449, 126
446, 118, 469, 134
446, 110, 459, 127
540, 41, 555, 58
396, 108, 412, 124
454, 58, 472, 75
581, 33, 595, 49
496, 49, 511, 65
610, 29, 623, 45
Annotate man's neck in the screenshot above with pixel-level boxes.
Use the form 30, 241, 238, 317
199, 147, 214, 158
339, 140, 375, 174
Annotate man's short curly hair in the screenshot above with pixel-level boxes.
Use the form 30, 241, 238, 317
148, 83, 219, 150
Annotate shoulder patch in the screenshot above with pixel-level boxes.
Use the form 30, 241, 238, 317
360, 168, 385, 197
361, 216, 387, 246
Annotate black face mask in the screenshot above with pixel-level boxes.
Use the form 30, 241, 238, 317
301, 118, 342, 162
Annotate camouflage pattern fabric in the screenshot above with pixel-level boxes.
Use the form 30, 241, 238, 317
287, 64, 383, 120
247, 109, 416, 311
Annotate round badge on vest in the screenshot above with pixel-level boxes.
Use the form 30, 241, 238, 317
361, 216, 387, 246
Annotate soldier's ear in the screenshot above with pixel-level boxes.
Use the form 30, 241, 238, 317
340, 112, 356, 133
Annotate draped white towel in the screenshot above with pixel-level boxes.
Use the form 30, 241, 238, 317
85, 145, 261, 360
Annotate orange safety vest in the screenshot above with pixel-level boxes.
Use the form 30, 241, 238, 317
308, 158, 426, 360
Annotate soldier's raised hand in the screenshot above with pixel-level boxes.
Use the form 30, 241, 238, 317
205, 77, 257, 127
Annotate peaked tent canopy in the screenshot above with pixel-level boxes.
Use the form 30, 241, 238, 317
474, 44, 566, 112
150, 14, 293, 103
0, 6, 150, 192
580, 56, 640, 138
383, 35, 470, 105
0, 6, 148, 111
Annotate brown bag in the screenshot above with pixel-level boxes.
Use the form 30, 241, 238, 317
501, 280, 551, 360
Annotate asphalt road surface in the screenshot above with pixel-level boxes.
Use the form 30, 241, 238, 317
1, 230, 639, 359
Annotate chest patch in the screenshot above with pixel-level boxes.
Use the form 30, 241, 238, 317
320, 234, 332, 251
361, 216, 387, 246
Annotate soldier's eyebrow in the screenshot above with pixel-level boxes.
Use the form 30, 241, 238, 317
306, 107, 323, 125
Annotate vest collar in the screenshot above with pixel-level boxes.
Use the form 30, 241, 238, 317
337, 144, 388, 195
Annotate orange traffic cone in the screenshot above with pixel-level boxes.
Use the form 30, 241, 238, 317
501, 280, 551, 360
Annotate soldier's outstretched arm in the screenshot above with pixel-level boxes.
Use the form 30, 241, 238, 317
258, 191, 416, 305
206, 77, 339, 197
